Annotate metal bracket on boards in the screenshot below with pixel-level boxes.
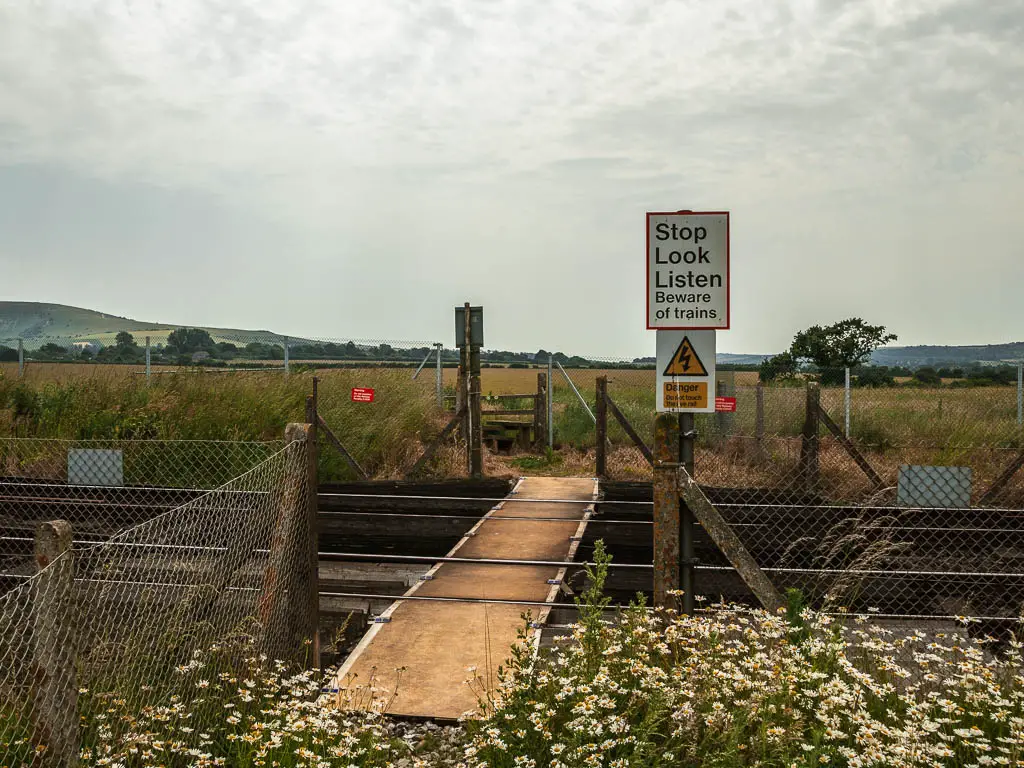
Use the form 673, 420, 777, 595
546, 579, 561, 585
419, 574, 435, 581
372, 616, 392, 624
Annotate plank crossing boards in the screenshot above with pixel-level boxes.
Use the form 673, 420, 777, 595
332, 476, 597, 720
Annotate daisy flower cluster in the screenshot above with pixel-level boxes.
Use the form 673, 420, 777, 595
75, 638, 405, 768
464, 544, 1024, 768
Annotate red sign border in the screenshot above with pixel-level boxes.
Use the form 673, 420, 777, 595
646, 210, 730, 331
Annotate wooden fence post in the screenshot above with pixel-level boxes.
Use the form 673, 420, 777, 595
468, 311, 483, 479
755, 380, 765, 458
800, 382, 821, 493
715, 379, 727, 445
652, 413, 681, 610
32, 520, 78, 768
534, 373, 547, 449
261, 424, 319, 664
595, 376, 608, 479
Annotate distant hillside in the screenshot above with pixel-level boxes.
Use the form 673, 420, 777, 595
0, 302, 283, 347
871, 343, 1024, 367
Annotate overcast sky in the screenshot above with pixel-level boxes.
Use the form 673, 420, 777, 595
1, 0, 1021, 357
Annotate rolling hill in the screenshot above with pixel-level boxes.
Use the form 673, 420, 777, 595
2, 302, 1021, 366
0, 302, 283, 348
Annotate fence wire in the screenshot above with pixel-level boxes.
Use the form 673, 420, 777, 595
0, 439, 315, 768
0, 439, 282, 576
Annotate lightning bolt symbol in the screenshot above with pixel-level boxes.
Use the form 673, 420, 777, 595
681, 351, 691, 372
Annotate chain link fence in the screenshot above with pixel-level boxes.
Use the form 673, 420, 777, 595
0, 439, 282, 575
0, 437, 316, 768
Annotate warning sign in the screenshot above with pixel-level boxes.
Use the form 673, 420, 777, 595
664, 381, 709, 409
662, 336, 710, 377
351, 387, 375, 403
647, 211, 729, 330
656, 330, 715, 413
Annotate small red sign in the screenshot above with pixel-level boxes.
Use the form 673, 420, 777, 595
715, 396, 737, 412
351, 387, 375, 403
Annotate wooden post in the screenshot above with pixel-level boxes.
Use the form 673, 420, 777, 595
653, 413, 681, 610
800, 382, 821, 493
32, 520, 78, 768
679, 412, 695, 614
533, 373, 547, 448
755, 381, 765, 457
467, 304, 483, 478
715, 379, 727, 445
676, 468, 784, 613
261, 424, 319, 664
595, 376, 608, 479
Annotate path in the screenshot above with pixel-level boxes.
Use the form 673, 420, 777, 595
333, 476, 597, 719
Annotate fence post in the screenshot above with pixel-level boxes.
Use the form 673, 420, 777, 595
283, 337, 290, 374
18, 338, 24, 377
468, 308, 483, 479
755, 381, 765, 455
435, 343, 443, 407
145, 336, 152, 383
1018, 363, 1022, 428
32, 520, 78, 768
844, 366, 851, 438
262, 424, 318, 664
547, 354, 554, 450
714, 379, 727, 444
653, 413, 681, 610
534, 372, 547, 449
595, 376, 608, 478
800, 382, 821, 494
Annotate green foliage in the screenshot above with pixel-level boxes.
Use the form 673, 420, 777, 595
0, 345, 18, 362
758, 351, 797, 383
853, 366, 896, 388
166, 327, 216, 354
790, 317, 897, 369
912, 366, 942, 386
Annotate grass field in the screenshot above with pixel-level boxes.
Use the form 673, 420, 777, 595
2, 361, 1022, 500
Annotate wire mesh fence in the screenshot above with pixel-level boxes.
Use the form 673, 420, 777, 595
0, 436, 316, 768
0, 438, 282, 576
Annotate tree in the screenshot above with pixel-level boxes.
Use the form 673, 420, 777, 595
0, 345, 17, 362
854, 366, 896, 388
115, 331, 136, 349
166, 328, 216, 354
912, 367, 942, 386
758, 351, 797, 383
790, 318, 897, 370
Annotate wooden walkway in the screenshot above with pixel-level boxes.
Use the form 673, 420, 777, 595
332, 476, 597, 719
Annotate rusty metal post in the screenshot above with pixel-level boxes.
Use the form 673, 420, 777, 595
800, 382, 821, 494
595, 376, 608, 478
32, 520, 78, 768
653, 413, 681, 609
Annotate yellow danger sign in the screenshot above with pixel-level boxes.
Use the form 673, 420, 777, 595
663, 382, 709, 409
662, 336, 710, 376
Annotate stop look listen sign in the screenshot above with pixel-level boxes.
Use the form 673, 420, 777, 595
646, 211, 729, 330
